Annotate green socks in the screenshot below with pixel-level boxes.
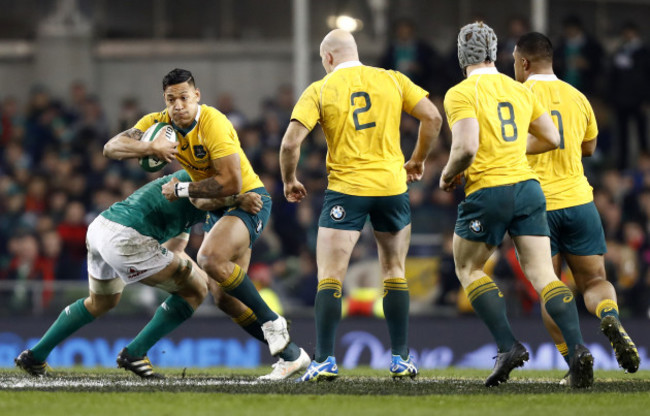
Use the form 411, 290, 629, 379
314, 278, 342, 362
31, 298, 95, 362
232, 308, 300, 361
126, 294, 194, 357
465, 276, 516, 352
221, 264, 278, 323
383, 278, 410, 359
542, 281, 584, 359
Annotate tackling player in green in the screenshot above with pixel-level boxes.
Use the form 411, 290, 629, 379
15, 170, 308, 379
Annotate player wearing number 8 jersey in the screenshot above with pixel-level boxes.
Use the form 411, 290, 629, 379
514, 32, 639, 378
441, 22, 593, 388
280, 29, 442, 381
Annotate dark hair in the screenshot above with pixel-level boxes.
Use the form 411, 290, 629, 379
162, 68, 195, 91
516, 32, 553, 63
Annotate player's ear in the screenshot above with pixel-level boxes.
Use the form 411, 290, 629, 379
195, 88, 201, 102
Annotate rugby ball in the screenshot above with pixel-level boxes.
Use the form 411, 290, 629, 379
139, 122, 178, 172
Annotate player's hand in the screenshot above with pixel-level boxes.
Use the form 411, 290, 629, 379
439, 173, 462, 192
283, 179, 307, 203
237, 192, 263, 214
162, 176, 179, 201
151, 131, 178, 163
404, 159, 425, 184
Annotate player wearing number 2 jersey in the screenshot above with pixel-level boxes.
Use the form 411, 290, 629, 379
280, 29, 442, 381
440, 22, 593, 388
514, 32, 639, 378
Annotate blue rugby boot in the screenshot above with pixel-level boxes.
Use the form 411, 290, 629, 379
390, 354, 418, 379
296, 356, 338, 382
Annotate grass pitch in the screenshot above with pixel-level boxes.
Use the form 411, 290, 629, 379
1, 367, 649, 416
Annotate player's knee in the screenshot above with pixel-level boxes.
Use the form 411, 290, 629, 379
87, 293, 120, 316
197, 254, 231, 283
176, 259, 208, 302
198, 247, 227, 277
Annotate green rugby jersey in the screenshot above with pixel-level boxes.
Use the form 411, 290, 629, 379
101, 170, 205, 243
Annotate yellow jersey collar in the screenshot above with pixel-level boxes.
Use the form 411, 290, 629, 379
527, 74, 558, 81
333, 60, 363, 72
467, 67, 499, 77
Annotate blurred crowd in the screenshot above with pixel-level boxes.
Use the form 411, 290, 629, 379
1, 16, 649, 318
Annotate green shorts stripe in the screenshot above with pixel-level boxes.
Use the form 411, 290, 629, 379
318, 190, 410, 232
547, 201, 606, 256
455, 180, 549, 246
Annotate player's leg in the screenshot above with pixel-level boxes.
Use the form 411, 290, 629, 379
453, 184, 529, 386
512, 235, 592, 388
198, 210, 289, 356
539, 254, 571, 365
15, 278, 122, 377
296, 226, 360, 382
565, 252, 640, 373
374, 225, 417, 378
118, 252, 207, 374
455, 233, 529, 386
370, 192, 416, 378
298, 191, 367, 382
208, 250, 309, 380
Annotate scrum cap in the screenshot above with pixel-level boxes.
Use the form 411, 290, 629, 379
457, 22, 498, 69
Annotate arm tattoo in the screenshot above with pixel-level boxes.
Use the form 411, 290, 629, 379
123, 128, 144, 140
189, 178, 224, 198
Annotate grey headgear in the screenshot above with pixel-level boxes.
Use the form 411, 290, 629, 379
457, 22, 498, 69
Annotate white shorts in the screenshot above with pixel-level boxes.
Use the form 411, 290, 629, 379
86, 216, 174, 285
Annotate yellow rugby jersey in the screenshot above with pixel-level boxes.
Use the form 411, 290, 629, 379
444, 67, 545, 196
525, 74, 598, 211
291, 61, 428, 196
134, 104, 263, 193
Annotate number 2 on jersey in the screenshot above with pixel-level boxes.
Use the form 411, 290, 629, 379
351, 92, 376, 131
497, 102, 518, 142
550, 110, 565, 149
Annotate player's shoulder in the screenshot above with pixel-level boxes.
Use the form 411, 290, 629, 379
140, 110, 169, 124
444, 80, 473, 102
199, 104, 226, 120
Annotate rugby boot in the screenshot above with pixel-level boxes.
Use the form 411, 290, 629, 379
485, 341, 529, 387
15, 350, 49, 377
568, 344, 593, 388
116, 348, 164, 379
600, 315, 640, 373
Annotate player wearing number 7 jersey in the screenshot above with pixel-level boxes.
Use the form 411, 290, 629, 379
441, 22, 593, 388
515, 32, 640, 379
280, 29, 442, 381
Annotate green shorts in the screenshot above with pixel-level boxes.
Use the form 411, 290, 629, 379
318, 190, 411, 232
547, 201, 607, 256
455, 179, 550, 246
203, 187, 271, 248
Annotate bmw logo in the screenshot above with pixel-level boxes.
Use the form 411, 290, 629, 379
330, 205, 346, 221
469, 219, 483, 233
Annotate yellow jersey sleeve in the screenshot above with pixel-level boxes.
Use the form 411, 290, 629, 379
389, 70, 429, 113
291, 80, 324, 131
444, 87, 476, 128
199, 110, 239, 160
